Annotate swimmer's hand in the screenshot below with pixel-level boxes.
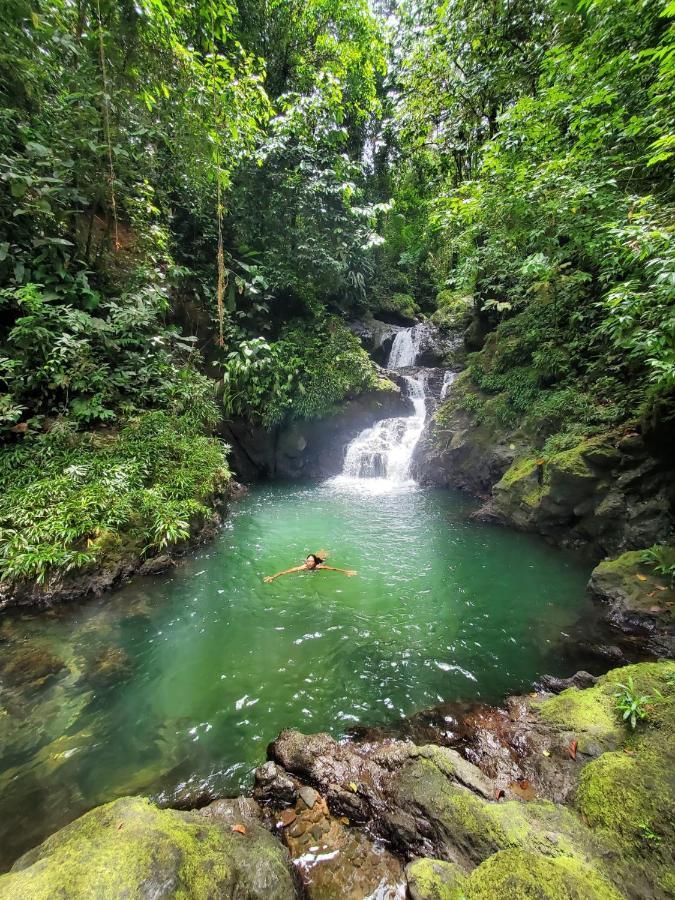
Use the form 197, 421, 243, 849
345, 569, 357, 577
263, 575, 275, 584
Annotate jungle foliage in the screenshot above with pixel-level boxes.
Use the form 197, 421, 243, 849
1, 0, 674, 582
380, 0, 675, 440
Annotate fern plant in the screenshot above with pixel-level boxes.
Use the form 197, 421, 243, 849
614, 676, 652, 730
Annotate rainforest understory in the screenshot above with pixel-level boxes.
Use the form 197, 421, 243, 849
0, 0, 674, 896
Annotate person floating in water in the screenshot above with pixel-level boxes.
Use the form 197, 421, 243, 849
264, 550, 357, 583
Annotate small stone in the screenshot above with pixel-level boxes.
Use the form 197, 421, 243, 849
547, 833, 558, 844
310, 825, 323, 840
298, 786, 319, 809
278, 809, 297, 827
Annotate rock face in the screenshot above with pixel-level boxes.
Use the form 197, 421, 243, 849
222, 379, 411, 481
415, 373, 674, 559
0, 796, 297, 900
349, 318, 405, 364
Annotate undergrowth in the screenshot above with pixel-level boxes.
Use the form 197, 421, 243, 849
0, 409, 229, 585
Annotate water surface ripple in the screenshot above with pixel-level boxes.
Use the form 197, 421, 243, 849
0, 481, 591, 867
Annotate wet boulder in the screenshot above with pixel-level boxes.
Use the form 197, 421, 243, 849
254, 760, 298, 808
537, 671, 598, 694
0, 796, 297, 899
273, 787, 405, 898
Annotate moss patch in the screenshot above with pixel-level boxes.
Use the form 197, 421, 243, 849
0, 796, 295, 900
590, 550, 675, 619
464, 849, 622, 900
406, 858, 467, 900
575, 750, 675, 850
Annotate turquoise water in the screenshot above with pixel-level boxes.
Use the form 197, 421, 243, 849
0, 480, 591, 867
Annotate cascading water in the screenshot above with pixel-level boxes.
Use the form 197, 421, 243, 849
331, 325, 428, 487
387, 324, 424, 368
339, 372, 426, 482
440, 370, 457, 400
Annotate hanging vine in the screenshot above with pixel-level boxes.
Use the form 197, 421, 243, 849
95, 0, 120, 252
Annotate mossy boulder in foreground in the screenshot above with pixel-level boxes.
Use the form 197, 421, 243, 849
0, 796, 296, 900
461, 849, 622, 900
406, 857, 467, 899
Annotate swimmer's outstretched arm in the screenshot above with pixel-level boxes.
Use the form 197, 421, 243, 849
263, 566, 305, 583
317, 565, 358, 576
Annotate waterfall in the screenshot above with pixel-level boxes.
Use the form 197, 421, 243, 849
339, 373, 426, 483
387, 324, 423, 369
440, 370, 457, 400
330, 325, 427, 489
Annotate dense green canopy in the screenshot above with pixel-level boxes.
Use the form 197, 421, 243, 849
0, 0, 673, 579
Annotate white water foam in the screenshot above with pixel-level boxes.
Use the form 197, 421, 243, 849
329, 325, 428, 491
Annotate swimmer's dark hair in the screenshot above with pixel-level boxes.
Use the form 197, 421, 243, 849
306, 553, 324, 565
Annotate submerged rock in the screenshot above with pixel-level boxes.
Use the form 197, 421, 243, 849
0, 796, 296, 899
86, 645, 132, 683
0, 642, 66, 689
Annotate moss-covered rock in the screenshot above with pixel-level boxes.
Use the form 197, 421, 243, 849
576, 750, 674, 850
0, 796, 296, 900
589, 549, 675, 628
430, 291, 473, 333
390, 753, 610, 872
533, 661, 675, 755
492, 440, 601, 532
463, 849, 622, 900
406, 857, 467, 900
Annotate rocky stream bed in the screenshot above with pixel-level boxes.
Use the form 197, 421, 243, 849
0, 658, 673, 899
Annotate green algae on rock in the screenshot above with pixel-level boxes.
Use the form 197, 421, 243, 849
0, 796, 296, 900
462, 849, 622, 900
589, 549, 675, 633
406, 857, 467, 900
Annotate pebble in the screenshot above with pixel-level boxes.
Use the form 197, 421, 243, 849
298, 786, 319, 809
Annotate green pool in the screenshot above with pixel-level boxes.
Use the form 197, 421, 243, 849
0, 480, 592, 867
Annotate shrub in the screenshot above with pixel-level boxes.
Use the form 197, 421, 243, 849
430, 290, 473, 332
222, 317, 379, 426
374, 292, 419, 323
641, 545, 675, 588
0, 410, 229, 585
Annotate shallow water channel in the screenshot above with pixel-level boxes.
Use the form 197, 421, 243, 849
0, 480, 592, 868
